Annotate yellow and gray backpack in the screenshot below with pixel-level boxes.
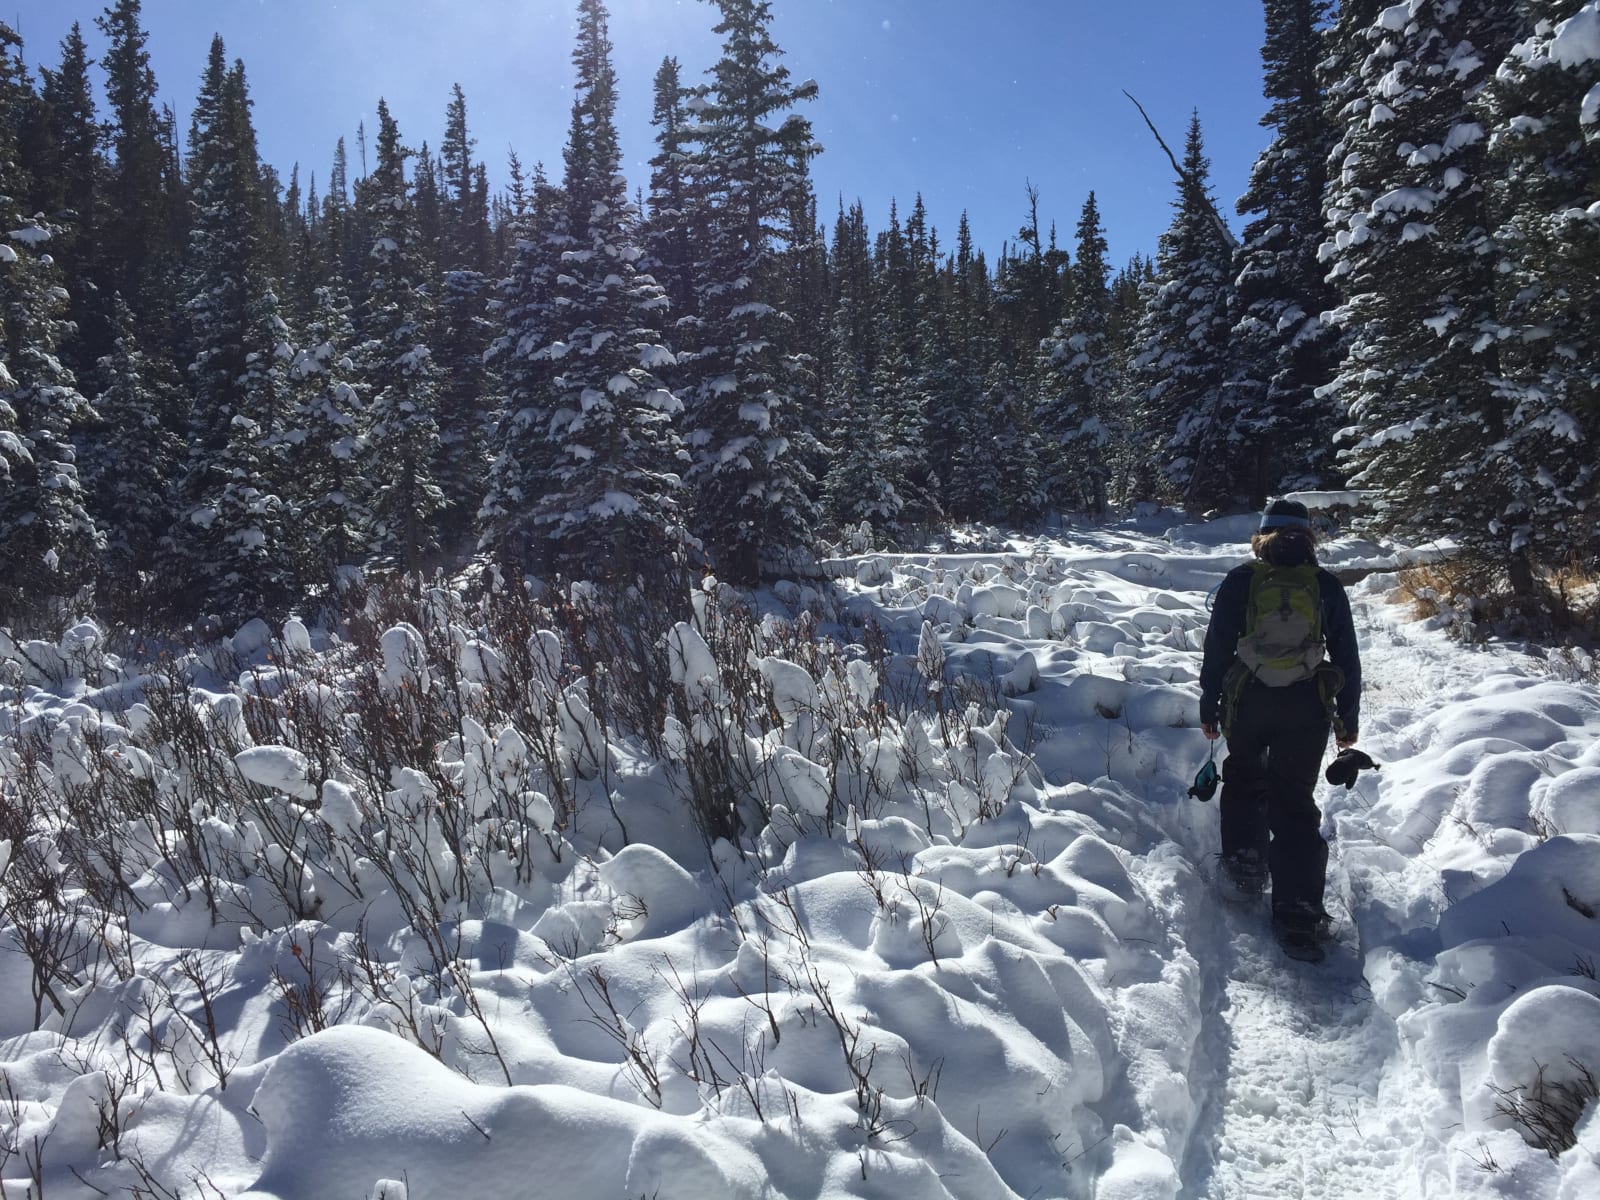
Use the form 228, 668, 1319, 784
1237, 561, 1325, 685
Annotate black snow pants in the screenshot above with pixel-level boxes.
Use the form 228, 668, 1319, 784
1220, 675, 1331, 920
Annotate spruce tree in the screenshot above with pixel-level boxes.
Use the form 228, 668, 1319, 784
173, 45, 294, 617
356, 99, 444, 578
480, 156, 566, 569
1124, 113, 1234, 508
515, 0, 684, 580
1226, 0, 1340, 505
1036, 191, 1116, 515
183, 42, 265, 450
95, 0, 178, 334
926, 211, 993, 519
1, 32, 101, 615
286, 285, 369, 592
643, 57, 697, 318
1321, 1, 1527, 584
432, 84, 495, 553
821, 201, 899, 534
680, 0, 820, 580
1479, 0, 1600, 582
35, 22, 105, 365
81, 295, 182, 595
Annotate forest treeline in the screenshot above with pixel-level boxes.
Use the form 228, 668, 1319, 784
0, 0, 1595, 627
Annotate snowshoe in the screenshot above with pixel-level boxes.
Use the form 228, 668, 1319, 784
1217, 853, 1268, 904
1272, 905, 1330, 963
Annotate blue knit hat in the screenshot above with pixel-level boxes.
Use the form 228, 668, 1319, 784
1259, 498, 1311, 531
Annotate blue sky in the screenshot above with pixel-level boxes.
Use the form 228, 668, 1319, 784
9, 0, 1270, 267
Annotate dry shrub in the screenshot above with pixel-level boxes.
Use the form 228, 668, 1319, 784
1397, 556, 1600, 645
1492, 1058, 1600, 1157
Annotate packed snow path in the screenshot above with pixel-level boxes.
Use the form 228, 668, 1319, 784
1172, 596, 1439, 1200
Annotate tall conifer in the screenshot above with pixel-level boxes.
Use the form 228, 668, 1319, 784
679, 0, 820, 580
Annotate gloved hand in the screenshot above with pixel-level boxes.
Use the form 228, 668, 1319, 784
1325, 747, 1380, 789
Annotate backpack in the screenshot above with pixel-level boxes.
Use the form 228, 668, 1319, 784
1235, 561, 1325, 686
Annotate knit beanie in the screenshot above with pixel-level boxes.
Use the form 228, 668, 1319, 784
1259, 498, 1311, 531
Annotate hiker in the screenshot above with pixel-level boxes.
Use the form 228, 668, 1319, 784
1197, 498, 1362, 959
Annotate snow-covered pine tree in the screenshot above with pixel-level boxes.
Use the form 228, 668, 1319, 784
480, 155, 567, 569
821, 201, 900, 535
432, 84, 495, 554
869, 202, 931, 536
170, 42, 296, 617
95, 0, 180, 338
80, 295, 182, 596
286, 284, 369, 593
0, 29, 101, 616
928, 211, 996, 520
410, 143, 443, 274
1321, 0, 1526, 584
1035, 191, 1117, 516
512, 0, 684, 580
356, 99, 445, 579
981, 357, 1044, 525
643, 57, 698, 319
892, 193, 940, 524
1123, 113, 1235, 509
1226, 0, 1341, 506
679, 0, 820, 581
320, 138, 364, 297
996, 184, 1069, 364
1478, 0, 1600, 585
183, 41, 264, 446
35, 22, 106, 370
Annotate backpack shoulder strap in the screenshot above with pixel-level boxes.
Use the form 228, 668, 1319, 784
1243, 560, 1271, 634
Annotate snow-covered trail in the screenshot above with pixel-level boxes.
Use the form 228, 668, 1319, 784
1172, 856, 1414, 1200
1156, 576, 1579, 1200
1139, 596, 1424, 1200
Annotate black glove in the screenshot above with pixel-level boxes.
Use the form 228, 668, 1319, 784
1325, 747, 1380, 790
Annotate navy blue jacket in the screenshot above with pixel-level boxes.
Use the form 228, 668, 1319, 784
1199, 559, 1362, 736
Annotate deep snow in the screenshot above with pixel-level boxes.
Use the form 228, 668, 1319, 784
2, 517, 1598, 1199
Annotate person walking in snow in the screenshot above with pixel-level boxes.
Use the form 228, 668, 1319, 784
1197, 498, 1362, 960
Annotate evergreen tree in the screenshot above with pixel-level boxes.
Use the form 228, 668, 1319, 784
1321, 0, 1527, 583
0, 33, 101, 614
996, 184, 1069, 360
821, 201, 898, 533
983, 358, 1043, 524
1124, 113, 1234, 508
80, 295, 182, 594
172, 44, 294, 616
321, 137, 361, 291
680, 0, 820, 580
1036, 191, 1116, 515
518, 0, 684, 579
1478, 0, 1600, 582
286, 285, 369, 591
183, 41, 267, 450
441, 84, 491, 274
356, 99, 444, 577
432, 85, 495, 553
925, 211, 993, 519
480, 155, 566, 568
411, 143, 443, 271
1226, 0, 1341, 505
35, 24, 103, 336
95, 0, 178, 334
643, 57, 697, 317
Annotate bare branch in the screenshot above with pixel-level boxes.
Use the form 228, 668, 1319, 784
1122, 90, 1239, 252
